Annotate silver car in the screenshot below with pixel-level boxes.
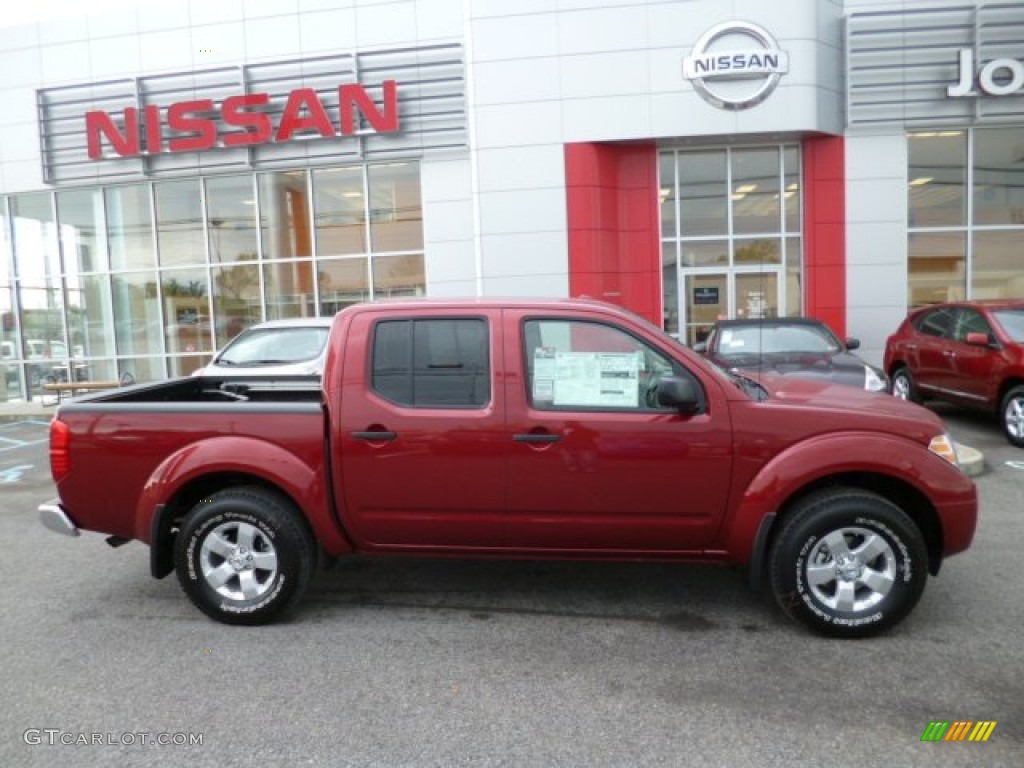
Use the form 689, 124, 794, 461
194, 317, 333, 377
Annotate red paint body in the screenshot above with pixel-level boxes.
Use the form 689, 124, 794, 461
884, 299, 1024, 414
49, 299, 976, 575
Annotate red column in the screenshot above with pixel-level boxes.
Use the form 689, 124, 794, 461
564, 142, 661, 326
802, 135, 847, 338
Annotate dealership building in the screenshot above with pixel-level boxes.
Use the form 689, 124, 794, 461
0, 0, 1021, 401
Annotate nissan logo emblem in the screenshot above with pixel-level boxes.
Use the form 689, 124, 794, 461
683, 21, 790, 110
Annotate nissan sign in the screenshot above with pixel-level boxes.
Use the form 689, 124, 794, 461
683, 21, 789, 110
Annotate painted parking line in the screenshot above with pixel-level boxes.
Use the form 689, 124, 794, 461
0, 465, 34, 484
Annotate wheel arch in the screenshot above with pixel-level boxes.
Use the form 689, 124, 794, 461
150, 472, 314, 579
997, 377, 1024, 408
745, 471, 945, 591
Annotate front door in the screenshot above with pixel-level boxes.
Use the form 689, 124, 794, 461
502, 309, 733, 552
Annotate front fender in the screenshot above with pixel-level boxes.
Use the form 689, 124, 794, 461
132, 435, 351, 556
719, 431, 975, 567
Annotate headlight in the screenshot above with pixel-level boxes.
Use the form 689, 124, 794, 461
928, 433, 960, 468
864, 366, 887, 392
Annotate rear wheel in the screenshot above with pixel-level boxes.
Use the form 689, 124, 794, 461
1000, 385, 1024, 448
175, 487, 315, 625
769, 488, 928, 638
890, 367, 920, 403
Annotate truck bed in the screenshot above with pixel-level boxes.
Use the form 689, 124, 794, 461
59, 375, 323, 407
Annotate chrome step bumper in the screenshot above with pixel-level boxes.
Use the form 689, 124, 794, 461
39, 500, 80, 537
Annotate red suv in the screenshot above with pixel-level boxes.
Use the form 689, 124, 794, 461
884, 300, 1024, 446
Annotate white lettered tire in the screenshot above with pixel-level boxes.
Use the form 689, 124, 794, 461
175, 487, 315, 625
769, 489, 928, 638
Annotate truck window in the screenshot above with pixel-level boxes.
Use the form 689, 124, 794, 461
523, 319, 678, 411
372, 318, 489, 407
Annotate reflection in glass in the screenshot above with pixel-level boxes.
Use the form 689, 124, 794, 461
1, 199, 12, 284
58, 189, 107, 273
908, 232, 965, 307
162, 269, 212, 371
736, 272, 779, 319
264, 260, 316, 320
156, 179, 204, 268
785, 236, 802, 316
784, 147, 801, 233
684, 273, 726, 347
212, 263, 261, 348
117, 356, 164, 384
66, 274, 114, 361
372, 254, 425, 298
678, 151, 727, 236
972, 230, 1021, 299
731, 148, 781, 235
973, 127, 1024, 226
318, 257, 369, 315
314, 167, 365, 256
659, 153, 677, 238
259, 171, 312, 260
908, 132, 965, 228
205, 176, 258, 263
112, 272, 163, 356
662, 263, 678, 335
369, 162, 423, 252
107, 185, 154, 271
734, 238, 781, 265
680, 240, 728, 267
12, 193, 60, 282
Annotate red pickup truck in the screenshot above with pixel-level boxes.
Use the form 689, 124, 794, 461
39, 299, 977, 637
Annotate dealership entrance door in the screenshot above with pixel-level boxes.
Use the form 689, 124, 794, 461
679, 270, 781, 346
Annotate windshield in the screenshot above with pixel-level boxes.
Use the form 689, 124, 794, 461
217, 327, 329, 366
992, 310, 1024, 343
715, 324, 841, 360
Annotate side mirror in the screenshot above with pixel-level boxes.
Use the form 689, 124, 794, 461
964, 331, 993, 348
692, 341, 708, 354
656, 376, 701, 414
845, 337, 861, 351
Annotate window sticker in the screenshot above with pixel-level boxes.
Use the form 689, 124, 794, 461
533, 348, 640, 407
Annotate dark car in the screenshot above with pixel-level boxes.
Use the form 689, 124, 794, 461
694, 317, 888, 392
883, 299, 1024, 447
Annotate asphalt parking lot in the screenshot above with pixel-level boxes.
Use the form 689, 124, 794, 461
1, 408, 1021, 768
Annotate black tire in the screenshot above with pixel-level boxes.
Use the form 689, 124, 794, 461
890, 366, 921, 404
769, 488, 928, 638
1001, 385, 1024, 448
174, 486, 316, 626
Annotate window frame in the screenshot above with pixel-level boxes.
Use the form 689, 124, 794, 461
369, 316, 491, 410
520, 317, 703, 414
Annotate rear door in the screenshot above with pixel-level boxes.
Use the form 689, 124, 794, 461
502, 308, 734, 552
336, 308, 509, 549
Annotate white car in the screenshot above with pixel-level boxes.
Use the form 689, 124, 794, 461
194, 317, 333, 377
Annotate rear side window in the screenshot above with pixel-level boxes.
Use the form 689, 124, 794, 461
915, 308, 954, 338
371, 319, 489, 407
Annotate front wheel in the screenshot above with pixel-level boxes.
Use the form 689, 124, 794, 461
1001, 386, 1024, 448
769, 489, 928, 638
890, 367, 920, 403
174, 487, 316, 625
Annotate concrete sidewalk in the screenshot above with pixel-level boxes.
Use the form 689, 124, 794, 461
0, 399, 987, 477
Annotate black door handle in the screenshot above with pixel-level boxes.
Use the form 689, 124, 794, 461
513, 434, 561, 444
351, 431, 397, 441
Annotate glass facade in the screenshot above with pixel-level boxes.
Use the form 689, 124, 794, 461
0, 162, 424, 402
908, 128, 1024, 307
660, 145, 802, 346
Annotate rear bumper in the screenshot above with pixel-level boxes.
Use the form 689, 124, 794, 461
39, 499, 80, 537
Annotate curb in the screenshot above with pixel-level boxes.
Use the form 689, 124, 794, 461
955, 443, 985, 478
